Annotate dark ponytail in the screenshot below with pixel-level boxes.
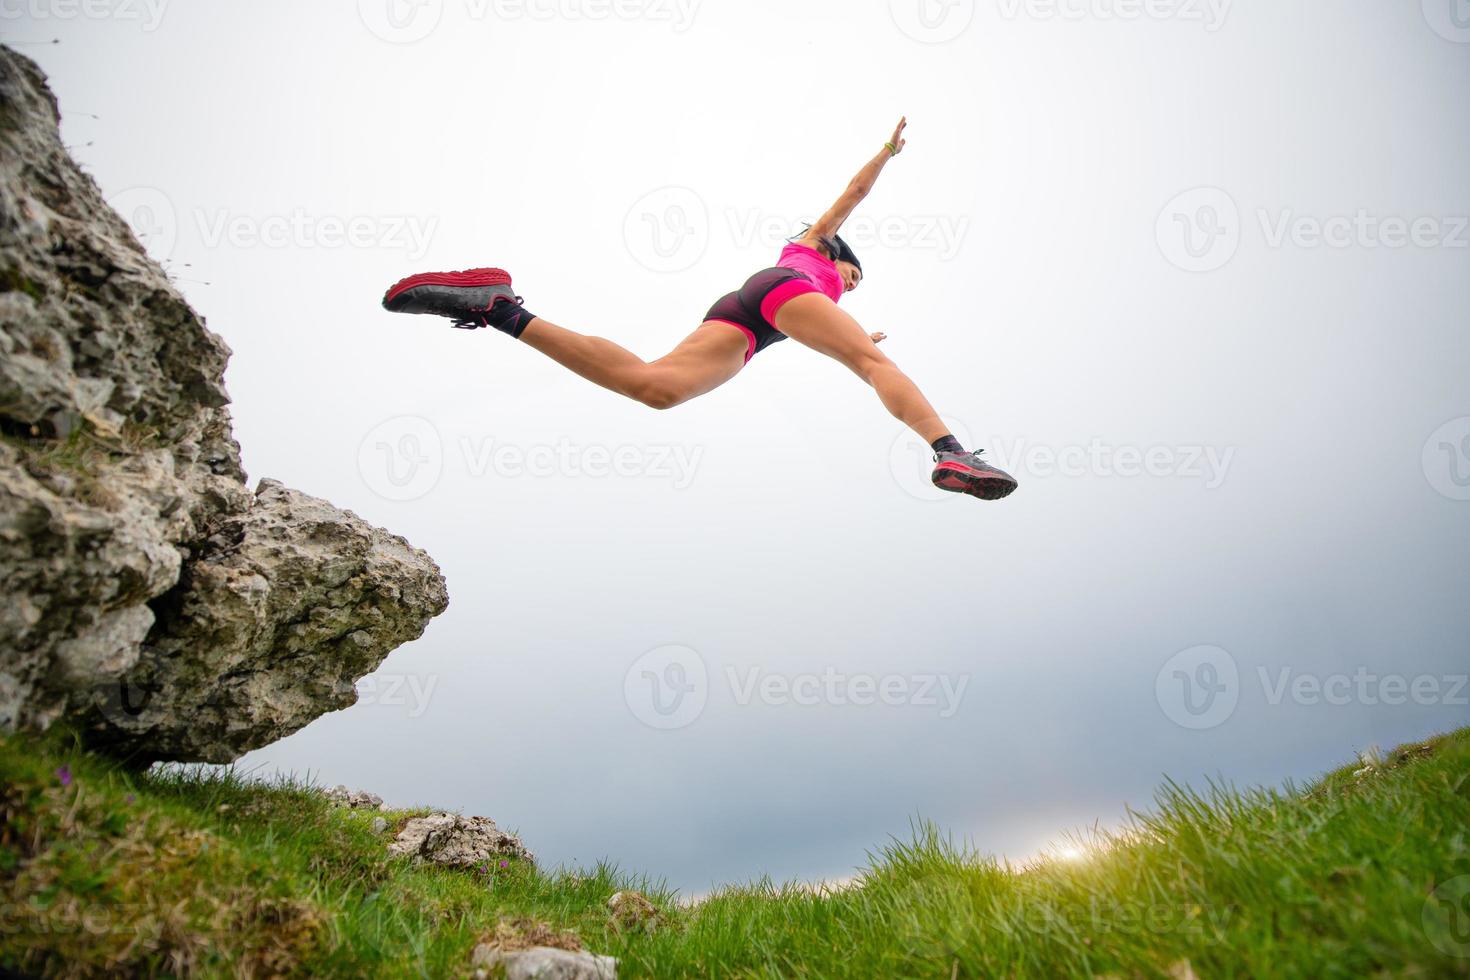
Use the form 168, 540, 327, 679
792, 224, 861, 271
832, 235, 861, 272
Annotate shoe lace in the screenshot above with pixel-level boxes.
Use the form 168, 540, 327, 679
450, 293, 525, 330
933, 448, 986, 462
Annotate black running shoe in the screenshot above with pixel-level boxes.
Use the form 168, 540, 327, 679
381, 267, 522, 329
932, 449, 1019, 500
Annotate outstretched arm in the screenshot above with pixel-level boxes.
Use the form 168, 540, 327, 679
799, 117, 907, 250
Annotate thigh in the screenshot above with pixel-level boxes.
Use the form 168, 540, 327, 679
648, 320, 750, 399
772, 293, 885, 376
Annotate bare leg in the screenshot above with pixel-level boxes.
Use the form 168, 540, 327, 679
516, 316, 749, 409
773, 293, 952, 444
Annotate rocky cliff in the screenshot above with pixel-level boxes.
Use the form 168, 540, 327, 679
0, 46, 448, 763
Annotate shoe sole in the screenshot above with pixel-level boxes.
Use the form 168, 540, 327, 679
932, 463, 1019, 501
383, 267, 512, 309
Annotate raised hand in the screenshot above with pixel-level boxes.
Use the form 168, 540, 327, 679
886, 117, 908, 157
808, 119, 909, 246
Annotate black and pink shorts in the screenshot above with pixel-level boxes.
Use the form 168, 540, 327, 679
703, 267, 822, 363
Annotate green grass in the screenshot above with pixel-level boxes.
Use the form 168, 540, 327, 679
3, 727, 1468, 978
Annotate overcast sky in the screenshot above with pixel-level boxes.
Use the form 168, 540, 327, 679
9, 0, 1469, 894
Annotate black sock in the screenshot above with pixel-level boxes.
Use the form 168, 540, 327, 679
482, 301, 537, 339
931, 434, 965, 455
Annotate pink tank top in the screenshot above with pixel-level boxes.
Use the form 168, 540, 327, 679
777, 242, 844, 304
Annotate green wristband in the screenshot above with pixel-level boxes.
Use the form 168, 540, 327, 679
885, 141, 898, 156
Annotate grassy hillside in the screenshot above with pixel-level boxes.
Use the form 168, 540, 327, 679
3, 727, 1468, 978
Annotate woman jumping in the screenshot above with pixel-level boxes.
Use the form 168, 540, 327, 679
381, 117, 1018, 500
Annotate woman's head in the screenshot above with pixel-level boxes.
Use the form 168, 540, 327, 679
832, 235, 863, 292
800, 227, 863, 291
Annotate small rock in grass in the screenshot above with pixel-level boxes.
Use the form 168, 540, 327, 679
1352, 745, 1385, 780
471, 945, 616, 980
606, 891, 663, 933
324, 785, 385, 810
1168, 961, 1201, 980
370, 816, 389, 834
388, 812, 534, 867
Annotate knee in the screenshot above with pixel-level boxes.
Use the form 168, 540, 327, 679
852, 350, 895, 386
